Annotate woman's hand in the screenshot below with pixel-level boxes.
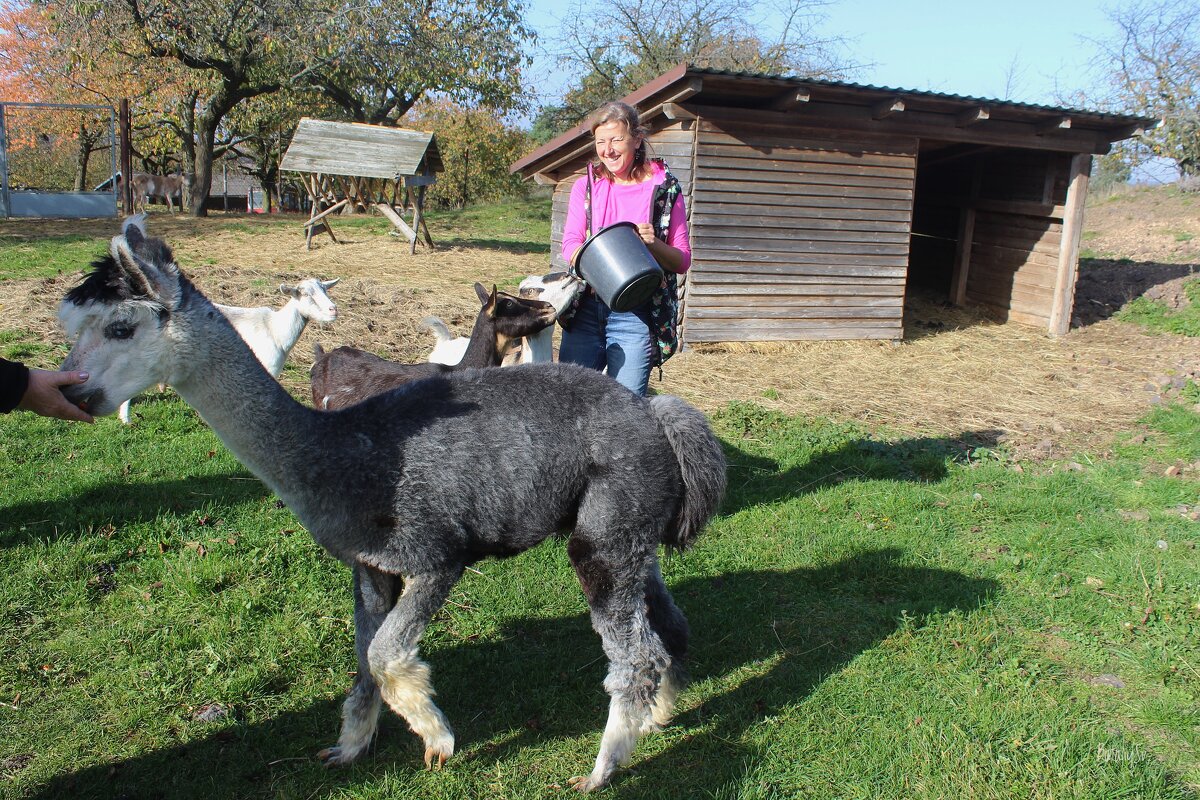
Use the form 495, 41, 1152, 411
19, 369, 95, 423
635, 222, 656, 245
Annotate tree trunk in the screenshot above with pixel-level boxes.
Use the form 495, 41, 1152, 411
74, 120, 90, 192
189, 116, 219, 218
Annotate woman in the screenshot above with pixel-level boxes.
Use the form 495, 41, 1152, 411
560, 101, 691, 396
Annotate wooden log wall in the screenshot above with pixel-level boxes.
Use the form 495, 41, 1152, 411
684, 115, 917, 341
962, 151, 1073, 327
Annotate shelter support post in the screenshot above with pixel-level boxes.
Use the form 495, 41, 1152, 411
1049, 154, 1092, 336
949, 161, 983, 306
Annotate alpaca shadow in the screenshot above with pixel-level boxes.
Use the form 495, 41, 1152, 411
1071, 257, 1198, 328
0, 378, 480, 549
24, 551, 997, 799
0, 471, 272, 548
719, 429, 1004, 516
435, 236, 552, 255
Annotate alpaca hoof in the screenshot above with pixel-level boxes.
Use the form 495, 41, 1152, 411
567, 774, 605, 793
317, 746, 358, 767
424, 745, 450, 770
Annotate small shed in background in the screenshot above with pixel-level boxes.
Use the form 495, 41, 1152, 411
511, 63, 1155, 342
280, 118, 443, 251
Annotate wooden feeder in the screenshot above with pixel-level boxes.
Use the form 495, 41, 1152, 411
280, 117, 443, 252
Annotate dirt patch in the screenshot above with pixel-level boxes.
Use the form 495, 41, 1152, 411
1, 209, 1196, 457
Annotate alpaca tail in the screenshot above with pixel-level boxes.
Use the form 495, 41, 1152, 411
649, 395, 726, 551
421, 316, 453, 344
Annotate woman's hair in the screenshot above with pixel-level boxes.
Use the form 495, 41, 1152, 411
588, 101, 652, 182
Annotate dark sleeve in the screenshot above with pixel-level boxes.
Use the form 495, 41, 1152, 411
0, 358, 31, 413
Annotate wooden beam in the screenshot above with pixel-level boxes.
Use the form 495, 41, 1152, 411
1049, 153, 1091, 336
770, 88, 811, 112
662, 102, 696, 120
950, 161, 982, 306
532, 171, 557, 186
920, 144, 991, 168
1035, 116, 1072, 135
956, 106, 990, 127
871, 97, 905, 120
303, 197, 348, 227
376, 202, 416, 242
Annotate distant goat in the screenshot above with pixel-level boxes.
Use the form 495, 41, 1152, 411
123, 172, 186, 213
117, 277, 339, 422
312, 282, 553, 411
426, 271, 583, 366
58, 217, 726, 790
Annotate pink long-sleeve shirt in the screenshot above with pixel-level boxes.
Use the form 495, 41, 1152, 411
561, 161, 691, 273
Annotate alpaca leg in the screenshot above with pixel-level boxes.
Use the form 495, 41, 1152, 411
367, 568, 461, 769
319, 565, 397, 765
642, 562, 689, 729
566, 538, 673, 792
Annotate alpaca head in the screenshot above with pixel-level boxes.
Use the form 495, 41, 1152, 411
57, 217, 182, 417
281, 277, 339, 324
518, 271, 585, 317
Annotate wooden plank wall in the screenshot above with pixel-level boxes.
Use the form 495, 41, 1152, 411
684, 116, 917, 341
963, 152, 1071, 327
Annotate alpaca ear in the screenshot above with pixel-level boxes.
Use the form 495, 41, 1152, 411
109, 231, 178, 310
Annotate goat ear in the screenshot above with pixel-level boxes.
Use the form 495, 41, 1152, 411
474, 282, 490, 305
279, 283, 297, 296
321, 278, 340, 289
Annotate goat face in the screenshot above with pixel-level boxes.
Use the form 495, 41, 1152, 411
518, 271, 585, 316
282, 277, 339, 324
476, 283, 556, 338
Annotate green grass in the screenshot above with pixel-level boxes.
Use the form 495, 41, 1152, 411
0, 234, 105, 280
1117, 279, 1200, 336
2, 397, 1198, 799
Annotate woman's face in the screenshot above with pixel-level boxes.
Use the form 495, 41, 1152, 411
593, 120, 640, 180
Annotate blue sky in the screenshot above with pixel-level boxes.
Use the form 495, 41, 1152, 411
523, 0, 1116, 109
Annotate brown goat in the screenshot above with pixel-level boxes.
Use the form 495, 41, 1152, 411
311, 283, 555, 411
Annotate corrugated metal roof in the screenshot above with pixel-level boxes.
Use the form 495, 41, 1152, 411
512, 62, 1157, 176
686, 66, 1154, 125
281, 118, 442, 180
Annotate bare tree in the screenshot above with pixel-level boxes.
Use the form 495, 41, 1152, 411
539, 0, 852, 134
1093, 0, 1199, 176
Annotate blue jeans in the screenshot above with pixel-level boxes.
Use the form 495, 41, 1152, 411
559, 293, 653, 396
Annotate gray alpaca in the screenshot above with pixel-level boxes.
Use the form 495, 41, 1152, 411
57, 219, 727, 792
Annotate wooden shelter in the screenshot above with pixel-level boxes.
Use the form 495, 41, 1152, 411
511, 64, 1155, 342
280, 118, 443, 251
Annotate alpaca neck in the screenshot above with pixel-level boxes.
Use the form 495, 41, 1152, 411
522, 328, 554, 363
172, 293, 323, 508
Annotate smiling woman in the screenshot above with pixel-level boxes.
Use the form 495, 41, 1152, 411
559, 101, 692, 396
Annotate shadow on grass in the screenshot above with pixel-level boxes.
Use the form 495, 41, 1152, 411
0, 472, 272, 548
1072, 258, 1198, 328
433, 236, 552, 255
719, 429, 1004, 516
23, 550, 997, 799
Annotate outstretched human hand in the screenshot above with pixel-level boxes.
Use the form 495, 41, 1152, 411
19, 369, 95, 423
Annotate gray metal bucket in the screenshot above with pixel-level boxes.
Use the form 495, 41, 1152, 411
575, 221, 664, 312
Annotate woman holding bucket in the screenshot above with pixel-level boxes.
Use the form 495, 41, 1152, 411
559, 101, 691, 396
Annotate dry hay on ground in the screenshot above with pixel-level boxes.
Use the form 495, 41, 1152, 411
1, 214, 1196, 458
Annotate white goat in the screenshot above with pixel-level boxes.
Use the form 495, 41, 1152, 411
117, 277, 339, 422
425, 272, 583, 366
